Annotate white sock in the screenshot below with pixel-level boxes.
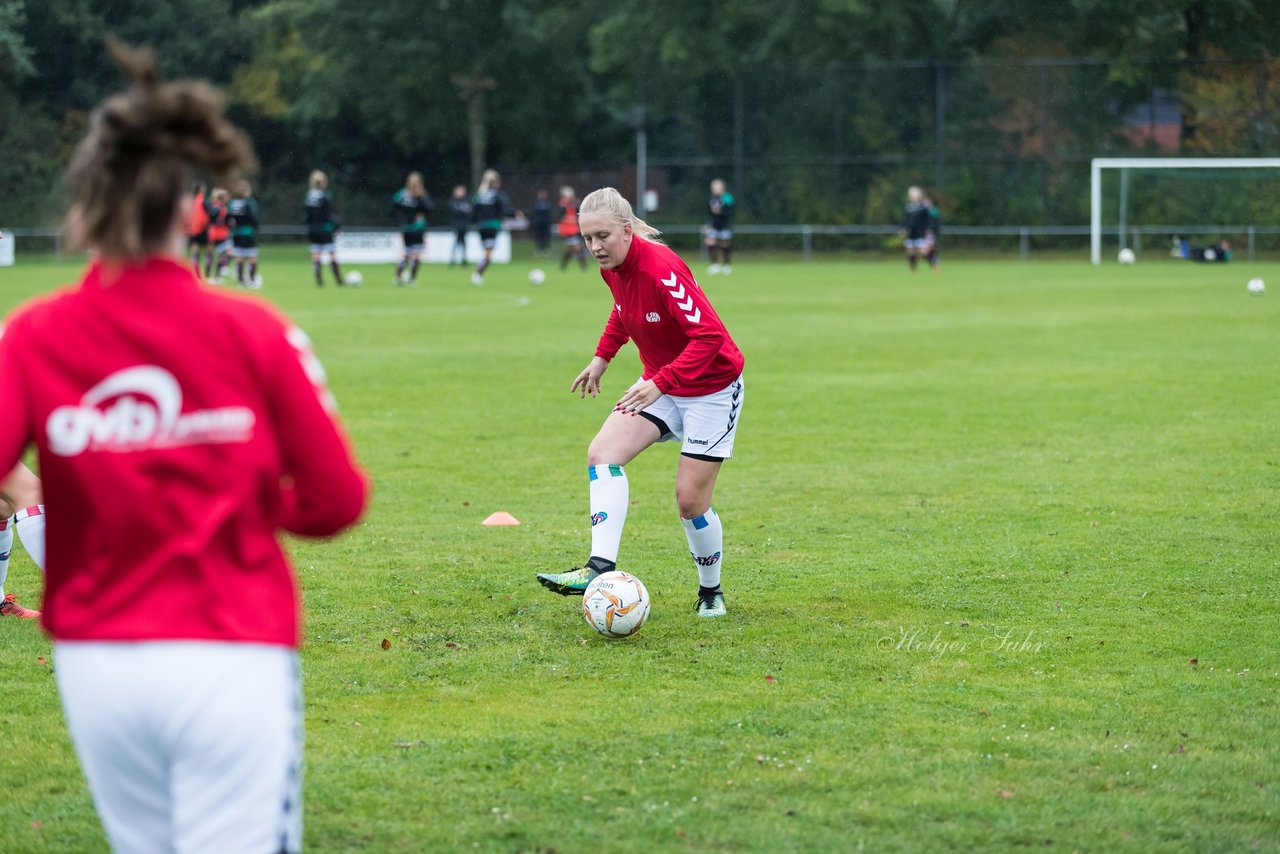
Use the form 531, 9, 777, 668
0, 519, 11, 597
588, 464, 629, 566
682, 507, 723, 589
15, 505, 46, 573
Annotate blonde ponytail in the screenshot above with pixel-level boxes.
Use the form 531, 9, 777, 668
579, 187, 663, 243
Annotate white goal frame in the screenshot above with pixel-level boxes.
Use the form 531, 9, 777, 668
1090, 157, 1280, 265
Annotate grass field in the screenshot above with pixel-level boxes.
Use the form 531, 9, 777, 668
1, 249, 1277, 852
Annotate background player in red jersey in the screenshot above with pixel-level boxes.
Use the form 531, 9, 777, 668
0, 41, 368, 853
536, 187, 745, 618
557, 185, 587, 271
185, 181, 212, 275
205, 186, 232, 280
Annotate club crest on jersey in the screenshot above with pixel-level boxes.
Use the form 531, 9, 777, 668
646, 312, 661, 322
591, 511, 608, 526
46, 365, 255, 457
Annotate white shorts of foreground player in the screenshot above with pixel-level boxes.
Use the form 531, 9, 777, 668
55, 641, 302, 854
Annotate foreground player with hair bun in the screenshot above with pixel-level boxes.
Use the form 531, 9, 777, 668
536, 187, 746, 618
0, 40, 368, 852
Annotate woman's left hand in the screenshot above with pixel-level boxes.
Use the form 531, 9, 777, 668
615, 380, 661, 415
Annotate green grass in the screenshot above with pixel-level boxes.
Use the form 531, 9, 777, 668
1, 249, 1278, 852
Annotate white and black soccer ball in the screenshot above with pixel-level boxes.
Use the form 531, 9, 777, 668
528, 268, 546, 285
1118, 248, 1136, 265
582, 571, 650, 638
1247, 277, 1265, 296
345, 270, 363, 286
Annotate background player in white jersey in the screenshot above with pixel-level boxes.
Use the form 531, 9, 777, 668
536, 188, 746, 618
0, 462, 48, 619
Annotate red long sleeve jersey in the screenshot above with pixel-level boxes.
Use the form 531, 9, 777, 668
595, 237, 744, 396
0, 258, 369, 647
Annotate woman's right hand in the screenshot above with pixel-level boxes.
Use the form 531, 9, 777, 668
571, 356, 609, 398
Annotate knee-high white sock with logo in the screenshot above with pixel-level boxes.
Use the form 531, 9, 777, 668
587, 464, 628, 570
682, 507, 723, 589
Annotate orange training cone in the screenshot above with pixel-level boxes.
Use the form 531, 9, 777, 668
481, 511, 521, 526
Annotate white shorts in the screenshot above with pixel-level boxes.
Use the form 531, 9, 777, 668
55, 641, 303, 854
309, 242, 336, 255
640, 375, 743, 460
904, 237, 932, 250
706, 228, 733, 242
231, 246, 259, 259
214, 239, 233, 255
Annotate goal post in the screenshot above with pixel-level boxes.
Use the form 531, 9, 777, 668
1090, 157, 1280, 265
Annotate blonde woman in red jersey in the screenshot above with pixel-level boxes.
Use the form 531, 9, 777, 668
536, 188, 745, 618
0, 42, 368, 853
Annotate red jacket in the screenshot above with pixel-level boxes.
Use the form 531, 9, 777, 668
596, 237, 744, 396
0, 257, 368, 646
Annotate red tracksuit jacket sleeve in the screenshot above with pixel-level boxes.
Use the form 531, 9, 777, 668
269, 325, 369, 536
594, 306, 630, 362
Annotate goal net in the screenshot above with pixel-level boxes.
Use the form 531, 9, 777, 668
1090, 158, 1280, 264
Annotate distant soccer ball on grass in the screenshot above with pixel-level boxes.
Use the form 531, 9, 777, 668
528, 268, 546, 285
1118, 248, 1136, 265
345, 271, 363, 286
1203, 248, 1217, 262
1247, 277, 1265, 296
582, 571, 650, 638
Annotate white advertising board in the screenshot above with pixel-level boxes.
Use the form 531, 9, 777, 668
335, 230, 510, 265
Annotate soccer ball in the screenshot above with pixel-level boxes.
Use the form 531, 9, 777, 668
528, 268, 546, 285
345, 271, 363, 286
1247, 277, 1265, 295
1118, 248, 1136, 265
1203, 248, 1217, 262
582, 571, 650, 638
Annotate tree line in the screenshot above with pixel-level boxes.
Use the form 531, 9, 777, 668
2, 0, 1277, 230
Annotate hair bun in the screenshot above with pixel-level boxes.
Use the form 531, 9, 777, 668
106, 35, 159, 90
